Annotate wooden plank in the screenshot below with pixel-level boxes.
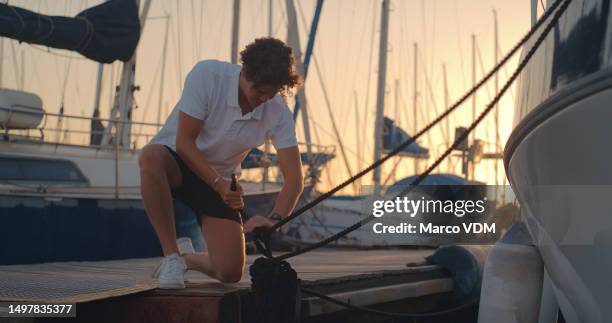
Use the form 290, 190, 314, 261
0, 249, 436, 301
304, 278, 454, 316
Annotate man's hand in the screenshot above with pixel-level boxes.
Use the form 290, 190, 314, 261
243, 215, 278, 233
214, 179, 244, 210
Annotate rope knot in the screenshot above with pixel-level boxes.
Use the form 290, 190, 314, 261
250, 257, 297, 291
248, 257, 300, 322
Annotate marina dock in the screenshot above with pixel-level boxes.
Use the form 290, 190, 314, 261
0, 249, 469, 322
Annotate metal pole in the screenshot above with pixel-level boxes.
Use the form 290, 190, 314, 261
354, 90, 362, 191
393, 79, 400, 183
412, 42, 419, 175
531, 0, 538, 26
93, 64, 104, 116
156, 16, 170, 130
231, 0, 241, 64
372, 0, 390, 194
442, 63, 451, 172
470, 34, 476, 180
0, 38, 3, 87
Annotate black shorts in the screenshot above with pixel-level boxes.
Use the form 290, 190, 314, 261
164, 146, 242, 225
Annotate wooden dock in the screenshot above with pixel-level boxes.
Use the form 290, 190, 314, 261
0, 249, 469, 323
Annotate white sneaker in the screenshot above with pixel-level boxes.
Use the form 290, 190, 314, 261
177, 237, 195, 255
154, 253, 186, 289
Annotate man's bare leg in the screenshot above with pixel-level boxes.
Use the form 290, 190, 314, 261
139, 144, 183, 256
184, 216, 245, 283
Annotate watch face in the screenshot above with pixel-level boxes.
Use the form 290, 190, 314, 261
270, 213, 282, 221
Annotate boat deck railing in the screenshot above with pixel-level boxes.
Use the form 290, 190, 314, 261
1, 107, 338, 164
1, 106, 161, 151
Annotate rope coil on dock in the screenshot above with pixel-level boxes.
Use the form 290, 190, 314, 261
246, 0, 573, 320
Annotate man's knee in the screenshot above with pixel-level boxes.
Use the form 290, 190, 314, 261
139, 146, 165, 176
216, 266, 243, 283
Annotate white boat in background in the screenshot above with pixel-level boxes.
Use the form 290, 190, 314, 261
505, 0, 612, 321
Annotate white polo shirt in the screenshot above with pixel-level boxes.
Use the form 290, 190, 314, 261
150, 59, 297, 178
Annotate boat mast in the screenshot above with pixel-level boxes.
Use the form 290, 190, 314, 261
493, 9, 500, 187
262, 0, 273, 188
443, 63, 451, 172
285, 0, 314, 176
393, 79, 400, 184
469, 33, 476, 180
372, 0, 390, 195
101, 0, 152, 148
531, 0, 538, 26
231, 0, 240, 64
412, 43, 419, 175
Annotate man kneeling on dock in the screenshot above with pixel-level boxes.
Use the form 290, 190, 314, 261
139, 38, 304, 289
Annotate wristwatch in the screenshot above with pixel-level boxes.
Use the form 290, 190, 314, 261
268, 212, 283, 222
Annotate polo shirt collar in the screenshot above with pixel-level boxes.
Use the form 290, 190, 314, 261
229, 66, 264, 121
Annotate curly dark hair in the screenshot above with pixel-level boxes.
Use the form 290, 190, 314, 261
240, 38, 302, 96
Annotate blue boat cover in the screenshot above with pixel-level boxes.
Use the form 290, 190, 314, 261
241, 148, 335, 169
0, 0, 140, 63
383, 117, 430, 158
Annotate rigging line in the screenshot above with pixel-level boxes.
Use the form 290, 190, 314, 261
311, 53, 358, 192
60, 54, 72, 105
250, 1, 264, 40
308, 117, 367, 165
398, 2, 412, 136
337, 3, 360, 133
381, 88, 429, 188
190, 0, 198, 62
417, 47, 448, 142
475, 38, 494, 150
267, 0, 569, 242
497, 43, 517, 102
175, 1, 184, 92
429, 0, 437, 86
272, 0, 285, 37
273, 0, 572, 262
197, 0, 205, 60
337, 1, 359, 135
475, 39, 494, 101
453, 0, 467, 89
331, 0, 342, 103
134, 53, 164, 138
293, 0, 359, 190
213, 1, 229, 59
